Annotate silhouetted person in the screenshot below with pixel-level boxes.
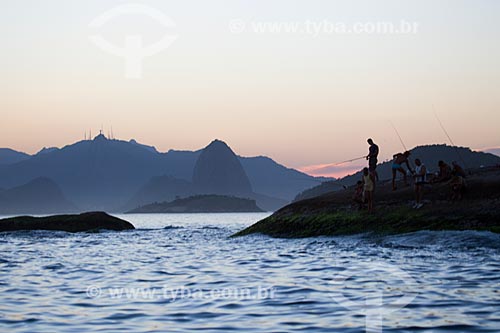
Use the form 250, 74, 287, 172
450, 170, 465, 201
391, 151, 412, 190
413, 158, 426, 209
352, 180, 364, 210
452, 161, 466, 178
431, 160, 452, 183
366, 138, 379, 181
362, 167, 375, 213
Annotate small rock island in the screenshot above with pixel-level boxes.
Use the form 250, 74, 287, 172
127, 194, 264, 213
0, 212, 135, 232
233, 168, 500, 238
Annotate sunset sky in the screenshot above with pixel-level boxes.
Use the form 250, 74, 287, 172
2, 0, 499, 177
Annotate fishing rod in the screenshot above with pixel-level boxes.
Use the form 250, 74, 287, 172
332, 155, 368, 166
388, 120, 415, 176
389, 121, 408, 152
296, 154, 368, 189
301, 155, 367, 172
432, 105, 468, 170
433, 106, 456, 146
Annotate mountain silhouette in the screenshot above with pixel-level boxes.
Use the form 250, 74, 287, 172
192, 139, 253, 196
127, 140, 288, 211
0, 135, 174, 210
123, 175, 194, 211
295, 144, 500, 201
36, 147, 59, 156
0, 148, 30, 165
0, 137, 324, 212
240, 156, 329, 201
485, 148, 500, 158
0, 177, 76, 214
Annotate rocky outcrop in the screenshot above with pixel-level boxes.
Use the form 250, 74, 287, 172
0, 212, 135, 232
295, 144, 500, 202
233, 167, 500, 238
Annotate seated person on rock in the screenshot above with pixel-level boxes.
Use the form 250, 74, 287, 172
431, 160, 452, 183
452, 161, 467, 178
450, 170, 465, 201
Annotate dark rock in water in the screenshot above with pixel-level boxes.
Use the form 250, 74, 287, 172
233, 168, 500, 238
0, 212, 135, 232
192, 139, 253, 196
127, 194, 264, 213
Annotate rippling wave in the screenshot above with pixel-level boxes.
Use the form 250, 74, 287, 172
0, 213, 498, 332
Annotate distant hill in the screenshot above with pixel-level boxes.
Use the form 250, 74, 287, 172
127, 194, 264, 213
239, 156, 329, 201
0, 148, 30, 165
35, 147, 59, 156
0, 177, 77, 215
193, 140, 253, 196
0, 136, 325, 212
485, 148, 500, 158
0, 134, 174, 211
295, 144, 500, 202
128, 139, 158, 154
130, 140, 288, 211
123, 175, 194, 211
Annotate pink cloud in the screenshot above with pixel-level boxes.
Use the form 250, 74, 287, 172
299, 162, 366, 178
478, 146, 500, 157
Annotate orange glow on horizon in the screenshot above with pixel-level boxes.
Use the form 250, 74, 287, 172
299, 163, 365, 179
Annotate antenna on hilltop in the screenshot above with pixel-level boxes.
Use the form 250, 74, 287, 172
111, 126, 114, 140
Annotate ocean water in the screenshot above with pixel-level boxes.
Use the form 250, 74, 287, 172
0, 213, 499, 333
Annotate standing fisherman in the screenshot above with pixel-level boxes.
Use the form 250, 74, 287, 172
413, 158, 427, 209
366, 138, 379, 181
362, 167, 375, 213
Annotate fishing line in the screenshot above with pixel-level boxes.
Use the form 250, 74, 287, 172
389, 121, 408, 152
433, 105, 468, 169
